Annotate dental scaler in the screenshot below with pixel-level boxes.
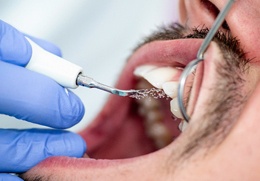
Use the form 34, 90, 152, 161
25, 37, 138, 97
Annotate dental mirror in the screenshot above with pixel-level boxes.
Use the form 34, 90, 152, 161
177, 0, 235, 122
178, 59, 204, 121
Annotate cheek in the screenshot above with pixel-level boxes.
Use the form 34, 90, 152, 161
178, 0, 187, 24
239, 65, 260, 106
231, 21, 260, 64
229, 1, 260, 65
178, 0, 215, 27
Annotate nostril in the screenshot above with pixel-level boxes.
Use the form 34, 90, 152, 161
200, 0, 230, 30
201, 0, 219, 17
221, 20, 230, 30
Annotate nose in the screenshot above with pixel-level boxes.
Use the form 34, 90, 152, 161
179, 0, 220, 29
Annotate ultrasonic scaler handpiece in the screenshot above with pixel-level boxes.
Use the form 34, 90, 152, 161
76, 74, 139, 96
24, 36, 140, 97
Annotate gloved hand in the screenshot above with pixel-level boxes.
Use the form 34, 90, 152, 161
0, 20, 86, 180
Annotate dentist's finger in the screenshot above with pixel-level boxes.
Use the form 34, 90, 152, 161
0, 129, 86, 173
0, 174, 23, 181
24, 34, 62, 57
0, 61, 84, 128
0, 20, 62, 66
0, 20, 31, 66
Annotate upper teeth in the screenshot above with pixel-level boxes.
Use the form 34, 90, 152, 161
133, 65, 157, 77
178, 120, 188, 132
170, 98, 183, 119
134, 65, 187, 131
134, 66, 179, 88
162, 81, 178, 98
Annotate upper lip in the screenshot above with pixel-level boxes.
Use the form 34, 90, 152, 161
127, 39, 205, 72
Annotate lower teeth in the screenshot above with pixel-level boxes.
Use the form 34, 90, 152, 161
135, 79, 173, 149
145, 122, 172, 149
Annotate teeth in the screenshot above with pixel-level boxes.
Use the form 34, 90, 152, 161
178, 120, 188, 132
135, 66, 179, 88
162, 81, 178, 98
137, 98, 161, 117
144, 67, 178, 88
134, 65, 157, 77
136, 96, 172, 149
146, 122, 172, 149
170, 98, 183, 119
134, 65, 188, 135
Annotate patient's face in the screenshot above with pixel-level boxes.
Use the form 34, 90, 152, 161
21, 0, 260, 180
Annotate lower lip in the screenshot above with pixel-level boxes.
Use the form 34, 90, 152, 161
36, 156, 133, 169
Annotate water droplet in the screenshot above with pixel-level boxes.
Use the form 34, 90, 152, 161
129, 88, 170, 100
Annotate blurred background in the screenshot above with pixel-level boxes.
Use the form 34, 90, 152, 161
0, 0, 179, 131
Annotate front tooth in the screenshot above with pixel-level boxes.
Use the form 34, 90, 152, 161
143, 67, 179, 88
134, 65, 157, 77
170, 98, 183, 119
162, 81, 179, 98
178, 120, 188, 132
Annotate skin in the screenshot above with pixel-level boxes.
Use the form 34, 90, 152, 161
21, 0, 260, 180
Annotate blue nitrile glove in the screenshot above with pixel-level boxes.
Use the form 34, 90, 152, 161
0, 20, 85, 128
0, 20, 86, 180
0, 129, 86, 177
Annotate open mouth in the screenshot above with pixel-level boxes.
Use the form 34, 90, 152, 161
21, 37, 212, 180
20, 0, 254, 178
81, 38, 206, 159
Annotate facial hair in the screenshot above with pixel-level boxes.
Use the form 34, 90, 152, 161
134, 23, 251, 163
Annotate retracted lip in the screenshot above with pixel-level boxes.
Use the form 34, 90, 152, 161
21, 38, 207, 180
126, 39, 204, 75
